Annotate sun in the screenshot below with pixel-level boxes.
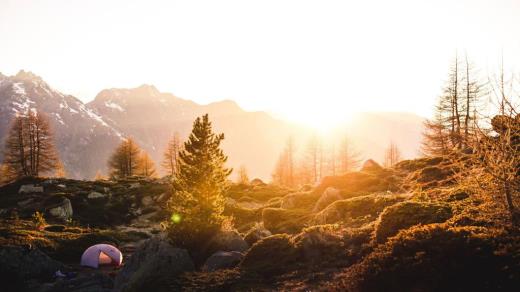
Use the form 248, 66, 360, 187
283, 105, 355, 133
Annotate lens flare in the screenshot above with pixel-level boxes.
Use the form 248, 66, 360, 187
171, 213, 182, 224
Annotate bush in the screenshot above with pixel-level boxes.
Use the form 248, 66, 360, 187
262, 208, 311, 234
240, 234, 300, 277
374, 201, 452, 243
332, 224, 520, 292
313, 193, 406, 226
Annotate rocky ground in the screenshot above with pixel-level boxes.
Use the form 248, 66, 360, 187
1, 157, 520, 291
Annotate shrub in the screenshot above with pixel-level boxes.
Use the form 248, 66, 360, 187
374, 201, 452, 243
262, 208, 311, 234
313, 193, 406, 226
32, 211, 46, 230
332, 224, 520, 292
240, 234, 300, 277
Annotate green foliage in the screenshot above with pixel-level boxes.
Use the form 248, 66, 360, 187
374, 201, 453, 243
32, 211, 46, 230
168, 114, 232, 249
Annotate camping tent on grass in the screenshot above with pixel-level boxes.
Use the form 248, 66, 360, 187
80, 244, 123, 268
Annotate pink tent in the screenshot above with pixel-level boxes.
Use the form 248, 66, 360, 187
80, 244, 123, 268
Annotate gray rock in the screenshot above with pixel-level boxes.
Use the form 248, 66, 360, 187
202, 251, 243, 272
87, 191, 107, 199
0, 246, 63, 281
42, 179, 55, 185
141, 196, 153, 206
210, 230, 249, 252
48, 198, 73, 220
18, 184, 43, 194
129, 182, 141, 189
312, 187, 342, 212
39, 272, 113, 292
155, 192, 170, 203
17, 198, 36, 208
244, 224, 272, 246
250, 178, 266, 186
114, 237, 194, 292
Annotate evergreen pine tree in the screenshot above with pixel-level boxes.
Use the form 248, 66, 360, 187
168, 114, 232, 248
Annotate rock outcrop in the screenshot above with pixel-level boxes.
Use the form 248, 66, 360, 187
114, 237, 194, 292
202, 251, 243, 272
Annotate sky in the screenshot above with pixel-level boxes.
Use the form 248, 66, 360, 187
1, 0, 519, 128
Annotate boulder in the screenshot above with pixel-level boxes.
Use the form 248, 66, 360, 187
47, 198, 73, 220
87, 192, 107, 199
141, 196, 153, 207
210, 230, 249, 252
312, 187, 342, 212
225, 197, 237, 206
17, 198, 36, 208
250, 178, 266, 187
280, 192, 316, 209
0, 246, 63, 283
129, 183, 141, 189
18, 184, 43, 194
39, 271, 113, 292
244, 224, 272, 246
361, 159, 383, 172
374, 201, 453, 243
114, 237, 194, 292
156, 192, 170, 203
292, 225, 345, 261
202, 251, 243, 272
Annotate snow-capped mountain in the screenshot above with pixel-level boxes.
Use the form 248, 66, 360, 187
87, 85, 294, 180
0, 70, 123, 178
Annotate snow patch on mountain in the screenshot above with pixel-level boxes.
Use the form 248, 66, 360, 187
104, 100, 125, 112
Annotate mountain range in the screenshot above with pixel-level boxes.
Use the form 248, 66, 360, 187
0, 70, 425, 180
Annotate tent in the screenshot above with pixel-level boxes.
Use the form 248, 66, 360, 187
80, 244, 123, 268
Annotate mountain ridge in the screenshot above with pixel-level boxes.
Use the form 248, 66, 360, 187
0, 70, 425, 180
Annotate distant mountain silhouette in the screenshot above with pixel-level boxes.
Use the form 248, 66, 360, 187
0, 70, 425, 180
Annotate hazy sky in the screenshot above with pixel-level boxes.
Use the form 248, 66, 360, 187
1, 0, 519, 127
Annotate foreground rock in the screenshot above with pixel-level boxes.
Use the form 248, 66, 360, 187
312, 187, 342, 212
210, 230, 249, 252
39, 272, 113, 292
19, 184, 44, 194
0, 246, 63, 291
114, 237, 194, 292
244, 224, 272, 246
202, 251, 243, 272
47, 198, 73, 221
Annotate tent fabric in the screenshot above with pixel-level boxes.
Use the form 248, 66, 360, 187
80, 244, 123, 268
